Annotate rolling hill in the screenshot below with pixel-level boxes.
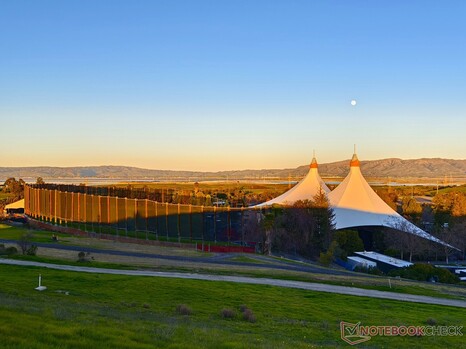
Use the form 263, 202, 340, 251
1, 158, 466, 182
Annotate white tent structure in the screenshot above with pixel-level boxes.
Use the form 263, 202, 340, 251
328, 153, 455, 248
255, 156, 330, 207
4, 199, 25, 214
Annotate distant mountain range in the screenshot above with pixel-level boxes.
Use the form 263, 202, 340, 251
1, 158, 466, 181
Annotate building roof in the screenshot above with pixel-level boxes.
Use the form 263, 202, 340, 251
354, 251, 413, 268
4, 199, 24, 210
347, 256, 377, 267
328, 153, 456, 249
255, 156, 330, 207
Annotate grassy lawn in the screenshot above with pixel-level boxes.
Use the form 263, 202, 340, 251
2, 223, 465, 303
0, 264, 465, 348
0, 223, 71, 243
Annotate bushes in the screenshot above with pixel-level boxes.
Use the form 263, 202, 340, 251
239, 304, 256, 322
388, 263, 459, 284
174, 304, 256, 322
5, 246, 18, 255
220, 308, 235, 319
176, 304, 192, 316
0, 244, 18, 256
77, 251, 93, 262
220, 305, 256, 322
334, 230, 364, 260
25, 245, 37, 256
17, 232, 37, 255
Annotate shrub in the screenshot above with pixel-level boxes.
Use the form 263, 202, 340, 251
242, 308, 256, 323
388, 264, 459, 284
176, 304, 192, 316
334, 230, 364, 258
220, 308, 235, 319
18, 232, 34, 255
26, 245, 37, 256
77, 251, 92, 262
5, 246, 18, 255
426, 318, 437, 326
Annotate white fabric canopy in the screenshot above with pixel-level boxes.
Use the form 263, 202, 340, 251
4, 199, 24, 210
255, 157, 330, 207
328, 154, 455, 248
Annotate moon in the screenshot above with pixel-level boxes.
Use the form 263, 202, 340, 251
351, 99, 357, 106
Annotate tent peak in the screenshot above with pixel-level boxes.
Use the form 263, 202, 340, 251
350, 153, 360, 167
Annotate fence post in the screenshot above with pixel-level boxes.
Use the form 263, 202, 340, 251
64, 191, 67, 226
125, 197, 128, 237
37, 188, 41, 220
90, 193, 93, 233
77, 192, 80, 228
48, 189, 52, 222
177, 203, 181, 242
71, 192, 74, 223
107, 195, 110, 225
134, 198, 138, 237
189, 204, 192, 241
227, 206, 231, 243
241, 206, 245, 247
213, 206, 217, 243
98, 195, 102, 236
165, 202, 169, 240
145, 199, 149, 240
201, 205, 204, 243
155, 201, 159, 240
83, 193, 87, 232
115, 196, 119, 237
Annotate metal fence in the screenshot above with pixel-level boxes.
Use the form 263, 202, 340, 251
24, 185, 262, 244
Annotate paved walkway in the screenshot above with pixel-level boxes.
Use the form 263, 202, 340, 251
2, 258, 466, 308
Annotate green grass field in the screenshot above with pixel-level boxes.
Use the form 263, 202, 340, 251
2, 223, 466, 303
0, 264, 464, 348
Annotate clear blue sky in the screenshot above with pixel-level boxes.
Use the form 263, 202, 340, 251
1, 1, 465, 171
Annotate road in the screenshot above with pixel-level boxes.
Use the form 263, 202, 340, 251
1, 258, 466, 308
0, 238, 352, 276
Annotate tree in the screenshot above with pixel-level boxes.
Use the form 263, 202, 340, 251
450, 220, 466, 260
36, 177, 45, 185
3, 178, 25, 200
386, 217, 425, 262
333, 230, 364, 260
17, 232, 37, 256
279, 193, 335, 259
378, 190, 398, 211
431, 192, 466, 262
401, 197, 422, 224
261, 212, 276, 256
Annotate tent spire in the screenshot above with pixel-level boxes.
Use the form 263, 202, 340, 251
310, 150, 318, 168
350, 145, 360, 167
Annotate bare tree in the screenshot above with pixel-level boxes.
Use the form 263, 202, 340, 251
386, 217, 424, 262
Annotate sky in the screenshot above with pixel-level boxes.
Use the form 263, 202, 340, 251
1, 1, 465, 171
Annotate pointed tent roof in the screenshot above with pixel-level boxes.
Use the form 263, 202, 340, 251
4, 199, 24, 210
328, 153, 455, 248
255, 156, 330, 207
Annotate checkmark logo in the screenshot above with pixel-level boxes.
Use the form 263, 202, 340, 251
340, 321, 371, 345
